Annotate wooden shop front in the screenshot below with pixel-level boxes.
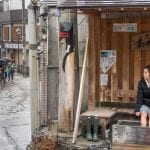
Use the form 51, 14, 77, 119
57, 1, 150, 111
87, 9, 150, 109
40, 0, 150, 148
79, 9, 150, 139
58, 0, 150, 130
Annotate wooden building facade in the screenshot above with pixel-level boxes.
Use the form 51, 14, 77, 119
31, 1, 150, 148
87, 10, 150, 107
56, 0, 150, 109
40, 0, 150, 133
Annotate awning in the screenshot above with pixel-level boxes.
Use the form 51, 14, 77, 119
39, 0, 150, 8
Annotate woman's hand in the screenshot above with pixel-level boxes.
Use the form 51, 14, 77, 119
135, 112, 141, 117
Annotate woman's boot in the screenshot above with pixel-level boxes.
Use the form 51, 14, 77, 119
93, 117, 99, 142
85, 117, 92, 141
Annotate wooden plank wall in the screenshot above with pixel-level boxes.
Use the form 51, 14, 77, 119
88, 12, 100, 110
98, 15, 150, 103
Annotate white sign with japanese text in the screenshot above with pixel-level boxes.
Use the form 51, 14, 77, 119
4, 43, 23, 49
113, 23, 137, 32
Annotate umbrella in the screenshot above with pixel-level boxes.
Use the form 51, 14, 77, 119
0, 59, 7, 62
0, 59, 5, 61
2, 57, 13, 61
0, 59, 8, 65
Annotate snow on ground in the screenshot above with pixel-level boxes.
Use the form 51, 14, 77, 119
0, 74, 31, 150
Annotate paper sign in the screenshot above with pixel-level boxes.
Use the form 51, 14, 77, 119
100, 74, 108, 86
100, 50, 116, 73
113, 23, 137, 32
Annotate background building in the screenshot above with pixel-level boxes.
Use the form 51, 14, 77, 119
0, 0, 30, 74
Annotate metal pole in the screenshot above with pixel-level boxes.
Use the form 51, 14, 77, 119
18, 34, 19, 72
22, 0, 26, 76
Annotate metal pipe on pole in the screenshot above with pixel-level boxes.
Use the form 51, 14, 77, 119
28, 2, 39, 133
39, 4, 48, 125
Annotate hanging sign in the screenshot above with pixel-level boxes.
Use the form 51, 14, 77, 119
60, 32, 69, 38
113, 23, 137, 32
100, 50, 116, 73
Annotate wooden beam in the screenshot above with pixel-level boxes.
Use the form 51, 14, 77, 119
117, 19, 123, 97
134, 18, 142, 101
100, 18, 107, 102
95, 14, 100, 106
88, 14, 96, 110
58, 9, 78, 132
122, 18, 130, 102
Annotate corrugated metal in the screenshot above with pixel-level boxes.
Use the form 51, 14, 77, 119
59, 0, 150, 8
39, 0, 58, 7
40, 0, 150, 8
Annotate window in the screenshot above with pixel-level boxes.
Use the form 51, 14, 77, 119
3, 25, 10, 41
12, 25, 22, 41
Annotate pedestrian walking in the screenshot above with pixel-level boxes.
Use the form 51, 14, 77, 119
4, 65, 8, 80
8, 62, 15, 82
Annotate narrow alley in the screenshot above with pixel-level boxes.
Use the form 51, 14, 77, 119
0, 74, 31, 150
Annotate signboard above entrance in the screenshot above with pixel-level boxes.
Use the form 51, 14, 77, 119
4, 43, 23, 49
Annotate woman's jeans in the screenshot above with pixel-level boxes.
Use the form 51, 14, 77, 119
8, 70, 14, 80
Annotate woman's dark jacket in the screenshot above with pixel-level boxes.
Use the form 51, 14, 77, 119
135, 79, 150, 112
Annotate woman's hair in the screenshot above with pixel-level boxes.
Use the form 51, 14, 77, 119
144, 65, 150, 73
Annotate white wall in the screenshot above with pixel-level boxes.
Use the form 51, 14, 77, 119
9, 0, 22, 10
25, 0, 30, 9
3, 0, 9, 11
3, 0, 30, 11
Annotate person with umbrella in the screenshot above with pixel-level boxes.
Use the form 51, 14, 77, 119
0, 59, 6, 84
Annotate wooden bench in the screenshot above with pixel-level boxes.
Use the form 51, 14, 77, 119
116, 108, 135, 115
80, 107, 116, 138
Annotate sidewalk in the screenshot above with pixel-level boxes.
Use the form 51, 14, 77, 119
0, 73, 31, 150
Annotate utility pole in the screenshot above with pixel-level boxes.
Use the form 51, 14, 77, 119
28, 2, 39, 133
22, 0, 27, 76
17, 34, 19, 72
16, 27, 21, 72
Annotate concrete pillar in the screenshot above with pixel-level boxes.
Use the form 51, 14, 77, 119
28, 3, 39, 133
58, 9, 79, 132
